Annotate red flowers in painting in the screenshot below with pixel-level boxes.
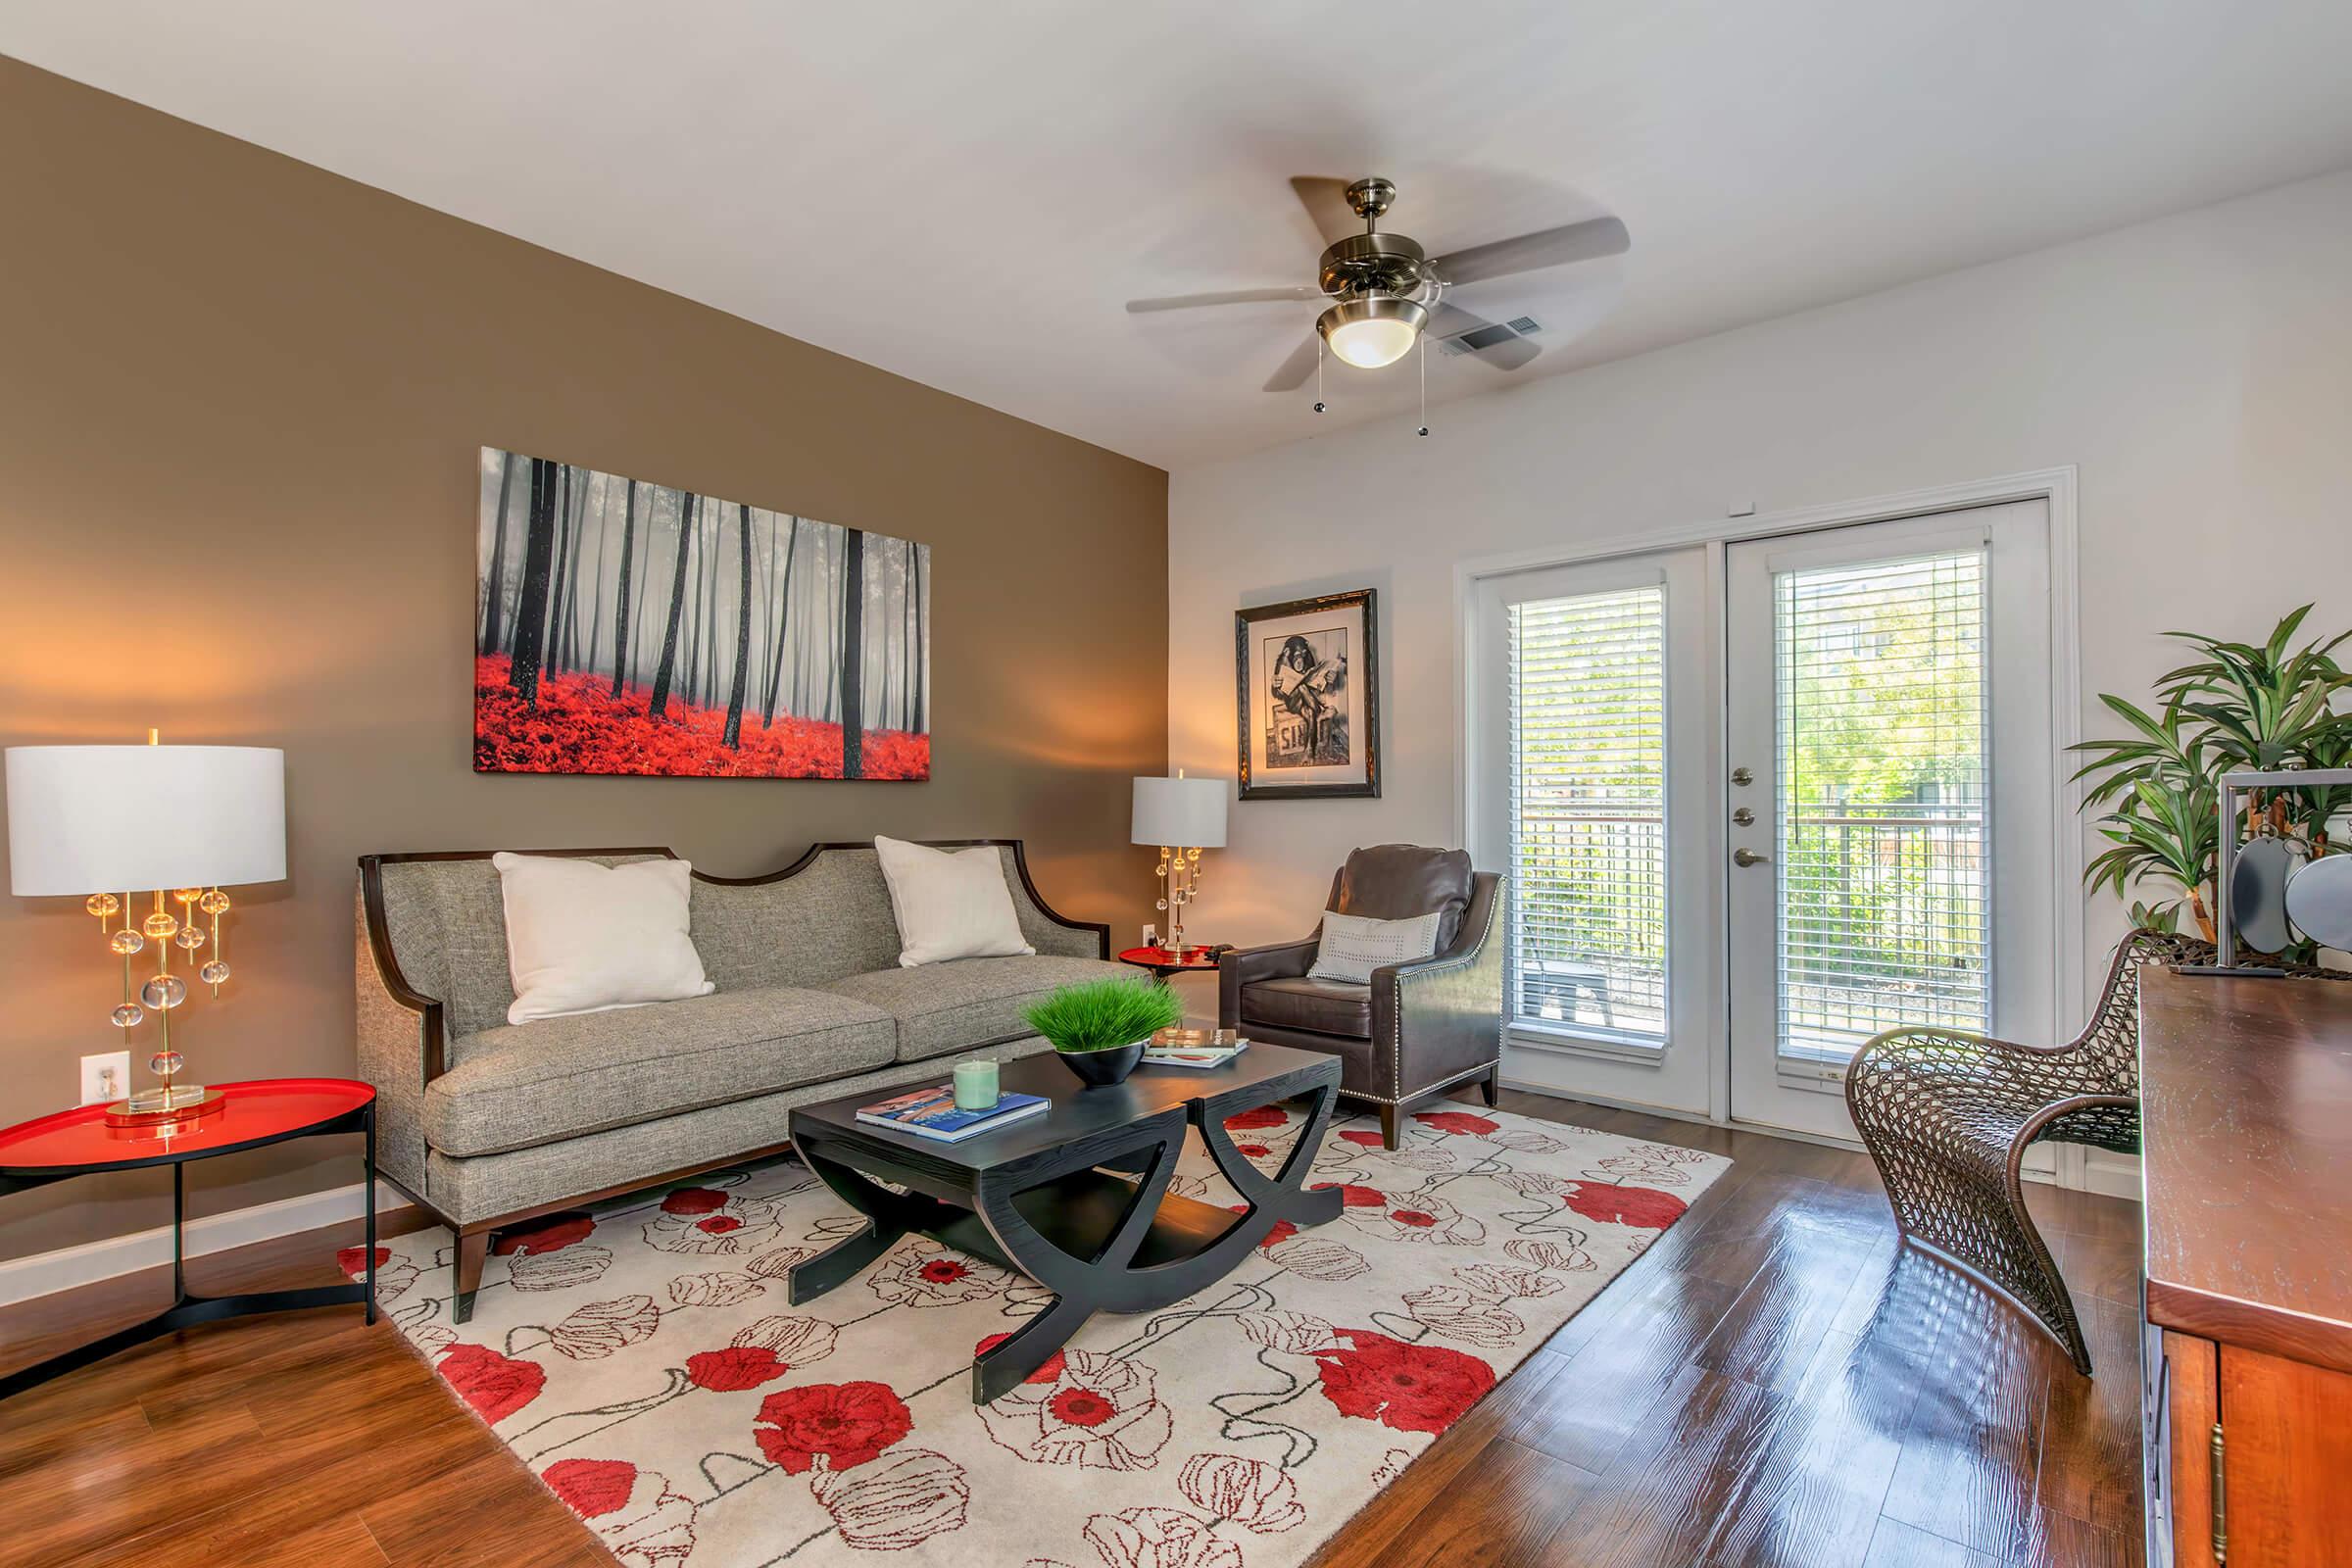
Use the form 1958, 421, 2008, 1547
1559, 1181, 1688, 1229
492, 1212, 595, 1256
440, 1343, 548, 1425
1338, 1129, 1387, 1149
687, 1347, 793, 1393
1311, 1329, 1495, 1435
1414, 1110, 1499, 1137
919, 1258, 969, 1285
974, 1333, 1066, 1386
1223, 1106, 1289, 1132
698, 1216, 744, 1235
474, 656, 929, 780
755, 1382, 914, 1474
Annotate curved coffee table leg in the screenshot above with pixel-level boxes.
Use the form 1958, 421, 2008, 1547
1200, 1078, 1346, 1239
970, 1112, 1187, 1403
788, 1132, 961, 1306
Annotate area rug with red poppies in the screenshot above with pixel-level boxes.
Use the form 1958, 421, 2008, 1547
359, 1099, 1729, 1568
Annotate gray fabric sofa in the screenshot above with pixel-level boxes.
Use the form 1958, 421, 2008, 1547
356, 840, 1124, 1319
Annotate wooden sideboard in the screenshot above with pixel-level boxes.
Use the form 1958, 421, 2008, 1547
2139, 966, 2352, 1567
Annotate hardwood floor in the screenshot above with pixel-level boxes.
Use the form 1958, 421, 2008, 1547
0, 1093, 2143, 1568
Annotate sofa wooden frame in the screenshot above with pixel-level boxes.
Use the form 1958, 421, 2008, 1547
356, 839, 1109, 1319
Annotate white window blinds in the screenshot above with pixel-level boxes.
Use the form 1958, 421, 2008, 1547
1507, 585, 1668, 1043
1773, 550, 1990, 1063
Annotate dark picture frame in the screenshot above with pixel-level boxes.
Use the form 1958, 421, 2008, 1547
1235, 589, 1380, 801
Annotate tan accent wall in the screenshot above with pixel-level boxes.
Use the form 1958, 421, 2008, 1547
0, 59, 1167, 1264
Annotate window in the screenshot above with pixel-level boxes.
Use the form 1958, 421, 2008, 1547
1772, 550, 1990, 1063
1507, 584, 1668, 1043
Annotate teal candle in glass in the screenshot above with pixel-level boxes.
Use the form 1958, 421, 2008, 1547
952, 1058, 999, 1110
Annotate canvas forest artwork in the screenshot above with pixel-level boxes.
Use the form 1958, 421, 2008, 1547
474, 449, 930, 779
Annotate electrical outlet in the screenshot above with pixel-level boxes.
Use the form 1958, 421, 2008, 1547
80, 1050, 130, 1106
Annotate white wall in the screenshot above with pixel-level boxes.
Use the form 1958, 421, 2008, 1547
1169, 170, 2352, 1012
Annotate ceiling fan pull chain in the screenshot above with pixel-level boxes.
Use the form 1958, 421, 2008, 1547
1416, 333, 1430, 436
1312, 335, 1327, 414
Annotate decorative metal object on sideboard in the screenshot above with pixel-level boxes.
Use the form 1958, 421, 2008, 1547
2181, 765, 2352, 976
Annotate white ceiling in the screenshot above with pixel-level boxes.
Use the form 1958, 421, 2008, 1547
10, 2, 2352, 469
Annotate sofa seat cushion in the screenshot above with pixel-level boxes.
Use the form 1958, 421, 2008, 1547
813, 956, 1142, 1062
1240, 975, 1373, 1039
423, 986, 895, 1158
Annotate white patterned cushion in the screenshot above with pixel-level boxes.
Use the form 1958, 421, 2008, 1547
1307, 909, 1444, 985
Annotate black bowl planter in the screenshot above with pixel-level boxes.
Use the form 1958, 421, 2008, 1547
1057, 1042, 1145, 1088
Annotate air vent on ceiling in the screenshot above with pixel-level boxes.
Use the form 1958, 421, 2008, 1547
1437, 315, 1544, 356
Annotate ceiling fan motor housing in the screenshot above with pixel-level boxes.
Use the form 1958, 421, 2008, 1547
1317, 231, 1442, 304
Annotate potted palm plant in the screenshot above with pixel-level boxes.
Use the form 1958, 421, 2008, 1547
2073, 606, 2351, 956
1024, 977, 1184, 1088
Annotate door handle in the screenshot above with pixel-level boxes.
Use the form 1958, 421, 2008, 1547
1733, 848, 1770, 868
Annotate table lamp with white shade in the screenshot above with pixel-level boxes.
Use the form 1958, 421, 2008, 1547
5, 736, 285, 1124
1131, 771, 1227, 956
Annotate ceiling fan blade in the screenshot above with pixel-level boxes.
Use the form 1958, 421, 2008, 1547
1433, 216, 1630, 287
1289, 176, 1362, 245
1426, 303, 1542, 371
1262, 335, 1321, 393
1125, 284, 1320, 314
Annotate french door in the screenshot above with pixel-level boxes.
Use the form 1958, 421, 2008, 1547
1469, 548, 1718, 1117
1473, 499, 2059, 1141
1724, 503, 2055, 1139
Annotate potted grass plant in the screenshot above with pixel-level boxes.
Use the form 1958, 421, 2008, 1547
1024, 977, 1183, 1088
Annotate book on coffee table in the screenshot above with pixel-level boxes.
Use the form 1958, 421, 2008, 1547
1143, 1028, 1250, 1068
855, 1087, 1050, 1142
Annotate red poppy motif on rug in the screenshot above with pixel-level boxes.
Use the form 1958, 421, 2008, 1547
368, 1100, 1727, 1567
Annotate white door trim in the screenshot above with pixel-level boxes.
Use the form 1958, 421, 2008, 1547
1453, 466, 2085, 1137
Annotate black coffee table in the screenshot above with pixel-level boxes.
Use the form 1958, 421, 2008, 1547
787, 1043, 1344, 1402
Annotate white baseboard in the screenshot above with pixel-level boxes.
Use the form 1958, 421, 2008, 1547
0, 1180, 415, 1308
1499, 1075, 2137, 1198
2081, 1149, 2143, 1200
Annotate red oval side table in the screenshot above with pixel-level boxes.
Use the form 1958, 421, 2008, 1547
0, 1077, 377, 1401
1117, 945, 1227, 980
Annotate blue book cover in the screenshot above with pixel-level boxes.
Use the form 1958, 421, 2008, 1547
855, 1086, 1051, 1142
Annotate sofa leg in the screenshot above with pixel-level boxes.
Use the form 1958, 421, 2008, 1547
452, 1230, 489, 1325
1480, 1065, 1501, 1107
1379, 1102, 1402, 1151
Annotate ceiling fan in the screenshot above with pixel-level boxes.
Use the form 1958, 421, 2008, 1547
1126, 176, 1630, 393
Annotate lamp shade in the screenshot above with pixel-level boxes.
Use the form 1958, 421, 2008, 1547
1132, 775, 1227, 849
6, 745, 286, 896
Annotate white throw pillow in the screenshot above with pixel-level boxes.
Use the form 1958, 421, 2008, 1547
1308, 909, 1445, 985
873, 835, 1037, 967
493, 853, 714, 1025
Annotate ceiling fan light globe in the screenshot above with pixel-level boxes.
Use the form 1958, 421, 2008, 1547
1317, 297, 1428, 369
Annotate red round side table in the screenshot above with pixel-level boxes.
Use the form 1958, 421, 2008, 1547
1118, 945, 1227, 980
0, 1077, 377, 1400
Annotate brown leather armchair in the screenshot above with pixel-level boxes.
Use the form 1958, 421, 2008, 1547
1218, 845, 1507, 1149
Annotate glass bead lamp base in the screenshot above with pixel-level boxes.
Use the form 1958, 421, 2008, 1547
105, 1084, 225, 1127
